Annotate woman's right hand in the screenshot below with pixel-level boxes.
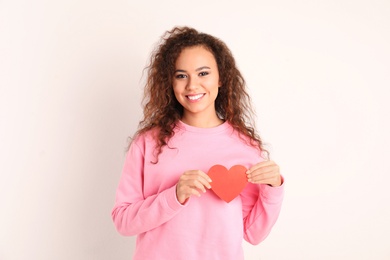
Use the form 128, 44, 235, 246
176, 170, 212, 204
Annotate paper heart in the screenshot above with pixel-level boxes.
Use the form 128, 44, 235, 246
208, 164, 248, 203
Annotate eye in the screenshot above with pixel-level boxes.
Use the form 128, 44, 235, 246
199, 71, 209, 77
175, 73, 187, 79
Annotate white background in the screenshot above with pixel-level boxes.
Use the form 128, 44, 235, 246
1, 0, 389, 259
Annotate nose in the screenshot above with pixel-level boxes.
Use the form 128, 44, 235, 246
185, 75, 198, 90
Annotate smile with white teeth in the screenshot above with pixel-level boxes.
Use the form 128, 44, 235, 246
187, 93, 205, 101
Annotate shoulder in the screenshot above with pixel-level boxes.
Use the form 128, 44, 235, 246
130, 128, 159, 150
227, 123, 263, 153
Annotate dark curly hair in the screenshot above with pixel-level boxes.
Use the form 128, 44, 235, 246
133, 26, 268, 162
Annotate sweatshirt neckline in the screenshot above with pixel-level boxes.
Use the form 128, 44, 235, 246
176, 120, 230, 134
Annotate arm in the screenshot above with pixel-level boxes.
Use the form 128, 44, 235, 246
241, 181, 284, 244
241, 160, 284, 244
111, 140, 185, 236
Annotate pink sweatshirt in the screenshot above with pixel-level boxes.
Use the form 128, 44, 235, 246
112, 121, 284, 260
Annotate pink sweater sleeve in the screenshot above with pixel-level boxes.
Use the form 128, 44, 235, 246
111, 141, 185, 236
241, 180, 284, 245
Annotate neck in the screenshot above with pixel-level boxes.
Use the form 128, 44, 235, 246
181, 113, 224, 128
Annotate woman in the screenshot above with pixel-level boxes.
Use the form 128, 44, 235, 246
112, 26, 284, 260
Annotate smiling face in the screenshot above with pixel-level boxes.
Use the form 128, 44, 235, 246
173, 46, 221, 127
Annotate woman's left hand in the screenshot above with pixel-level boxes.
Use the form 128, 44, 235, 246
246, 160, 282, 187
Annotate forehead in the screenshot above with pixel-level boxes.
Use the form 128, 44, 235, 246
175, 46, 217, 68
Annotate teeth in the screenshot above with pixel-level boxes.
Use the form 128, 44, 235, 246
188, 94, 204, 100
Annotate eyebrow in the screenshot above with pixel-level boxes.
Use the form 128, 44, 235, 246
174, 66, 211, 73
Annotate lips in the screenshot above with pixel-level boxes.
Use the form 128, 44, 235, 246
187, 93, 205, 101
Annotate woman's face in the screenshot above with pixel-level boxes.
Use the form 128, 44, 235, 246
172, 46, 220, 124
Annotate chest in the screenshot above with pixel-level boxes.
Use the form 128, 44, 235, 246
142, 132, 260, 197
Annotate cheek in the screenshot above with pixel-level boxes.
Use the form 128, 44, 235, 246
172, 84, 179, 95
172, 86, 183, 102
172, 80, 186, 94
210, 81, 220, 93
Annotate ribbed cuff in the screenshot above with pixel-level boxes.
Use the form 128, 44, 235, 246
164, 185, 188, 213
260, 176, 285, 204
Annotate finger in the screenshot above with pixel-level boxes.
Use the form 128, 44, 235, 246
191, 179, 208, 193
249, 173, 282, 187
250, 175, 281, 186
176, 184, 202, 203
194, 170, 213, 183
187, 185, 206, 198
178, 176, 210, 194
249, 171, 277, 182
188, 187, 202, 197
246, 160, 276, 174
247, 166, 279, 179
248, 165, 278, 178
188, 170, 212, 189
197, 176, 212, 189
247, 164, 279, 181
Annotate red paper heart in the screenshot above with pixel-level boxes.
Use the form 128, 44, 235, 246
208, 164, 248, 203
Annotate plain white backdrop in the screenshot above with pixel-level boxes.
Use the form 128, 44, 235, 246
1, 0, 389, 259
